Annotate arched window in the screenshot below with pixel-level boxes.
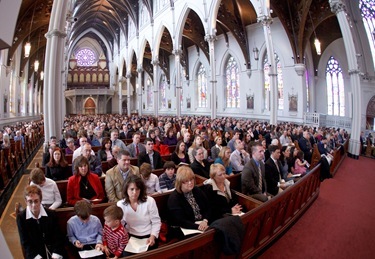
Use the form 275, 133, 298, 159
76, 48, 96, 66
263, 51, 283, 110
159, 73, 167, 109
225, 56, 240, 108
146, 77, 153, 108
197, 64, 207, 108
306, 70, 310, 112
326, 56, 345, 116
359, 0, 375, 69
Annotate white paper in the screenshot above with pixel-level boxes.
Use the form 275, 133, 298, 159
232, 212, 245, 216
78, 249, 103, 258
180, 227, 203, 235
124, 237, 149, 253
290, 174, 301, 178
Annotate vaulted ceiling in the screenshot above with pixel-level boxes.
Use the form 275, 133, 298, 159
9, 0, 341, 79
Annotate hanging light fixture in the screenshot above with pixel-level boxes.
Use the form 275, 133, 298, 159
40, 71, 44, 80
25, 4, 36, 58
34, 30, 41, 72
309, 11, 321, 55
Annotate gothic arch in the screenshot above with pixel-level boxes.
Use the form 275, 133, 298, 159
366, 95, 375, 129
83, 97, 96, 115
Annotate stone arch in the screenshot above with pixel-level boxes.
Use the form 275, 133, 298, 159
366, 95, 375, 129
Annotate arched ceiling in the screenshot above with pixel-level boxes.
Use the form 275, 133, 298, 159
9, 0, 342, 80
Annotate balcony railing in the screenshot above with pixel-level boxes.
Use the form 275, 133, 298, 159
304, 112, 352, 130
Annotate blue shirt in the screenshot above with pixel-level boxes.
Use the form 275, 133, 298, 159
67, 215, 103, 245
159, 172, 176, 191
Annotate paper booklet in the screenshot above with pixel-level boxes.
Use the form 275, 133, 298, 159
78, 249, 103, 258
180, 227, 203, 236
124, 236, 149, 253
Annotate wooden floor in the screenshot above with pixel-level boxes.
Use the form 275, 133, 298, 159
0, 147, 44, 259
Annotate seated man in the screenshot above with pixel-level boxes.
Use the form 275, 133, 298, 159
72, 136, 95, 162
29, 168, 62, 210
138, 138, 164, 170
73, 143, 102, 176
229, 139, 250, 173
17, 185, 65, 258
241, 143, 268, 202
127, 131, 146, 158
265, 145, 288, 196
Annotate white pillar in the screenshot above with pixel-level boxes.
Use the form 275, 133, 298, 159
137, 66, 143, 116
204, 34, 217, 119
118, 76, 124, 114
126, 72, 131, 117
330, 0, 361, 158
258, 10, 277, 125
152, 57, 160, 117
43, 0, 68, 142
172, 50, 182, 117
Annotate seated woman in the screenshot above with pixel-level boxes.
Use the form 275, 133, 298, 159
64, 137, 76, 155
167, 166, 211, 233
280, 145, 294, 180
97, 137, 113, 162
203, 164, 242, 221
67, 156, 105, 206
171, 140, 190, 165
163, 128, 178, 146
190, 147, 211, 178
116, 175, 161, 251
1, 133, 11, 149
214, 146, 233, 176
45, 147, 69, 181
210, 136, 223, 161
187, 135, 208, 164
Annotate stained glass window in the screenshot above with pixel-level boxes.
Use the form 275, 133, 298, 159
146, 77, 153, 108
225, 56, 240, 108
359, 0, 375, 69
263, 51, 283, 110
76, 48, 96, 66
326, 56, 345, 116
306, 70, 310, 112
159, 73, 167, 109
197, 64, 207, 108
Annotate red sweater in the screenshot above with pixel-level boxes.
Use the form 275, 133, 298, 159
67, 172, 104, 205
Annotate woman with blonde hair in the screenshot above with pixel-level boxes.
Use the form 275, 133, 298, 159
214, 146, 233, 176
187, 135, 207, 163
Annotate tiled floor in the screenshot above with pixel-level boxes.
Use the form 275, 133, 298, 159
0, 147, 44, 258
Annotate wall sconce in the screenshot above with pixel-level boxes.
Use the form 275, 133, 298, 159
253, 47, 259, 61
40, 71, 44, 80
309, 11, 321, 55
34, 60, 39, 72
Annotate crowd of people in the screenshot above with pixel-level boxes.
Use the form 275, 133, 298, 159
13, 114, 358, 258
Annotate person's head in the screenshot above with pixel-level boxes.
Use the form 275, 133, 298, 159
175, 140, 186, 154
67, 138, 75, 149
74, 200, 92, 221
271, 138, 279, 146
101, 137, 112, 150
163, 161, 176, 178
122, 175, 147, 204
218, 146, 232, 161
110, 129, 119, 140
209, 163, 226, 185
116, 149, 131, 172
24, 185, 42, 217
74, 156, 90, 176
269, 145, 281, 160
79, 137, 88, 147
52, 147, 63, 162
214, 136, 222, 145
193, 147, 204, 162
29, 168, 46, 186
281, 145, 291, 159
140, 163, 152, 180
183, 132, 191, 142
293, 147, 299, 157
296, 150, 305, 160
251, 143, 265, 161
166, 128, 174, 138
49, 136, 57, 146
234, 139, 244, 151
112, 145, 121, 158
148, 129, 155, 138
144, 138, 154, 152
303, 131, 310, 139
132, 132, 141, 144
233, 130, 240, 140
175, 166, 195, 193
193, 135, 202, 146
103, 205, 123, 229
82, 143, 92, 158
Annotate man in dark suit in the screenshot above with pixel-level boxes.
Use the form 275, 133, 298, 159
241, 143, 268, 202
298, 131, 312, 163
119, 124, 133, 139
138, 138, 164, 169
17, 185, 65, 258
265, 145, 287, 196
127, 131, 146, 158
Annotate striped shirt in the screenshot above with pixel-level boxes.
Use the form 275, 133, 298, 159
103, 224, 129, 257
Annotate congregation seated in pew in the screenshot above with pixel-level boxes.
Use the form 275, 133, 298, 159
45, 147, 70, 181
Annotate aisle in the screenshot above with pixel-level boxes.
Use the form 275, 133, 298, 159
0, 147, 44, 259
259, 156, 375, 259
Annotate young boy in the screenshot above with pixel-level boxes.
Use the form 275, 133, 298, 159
102, 205, 129, 259
67, 200, 103, 256
140, 163, 161, 195
29, 167, 62, 209
158, 161, 176, 192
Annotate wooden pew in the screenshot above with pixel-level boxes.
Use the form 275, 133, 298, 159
309, 144, 321, 169
227, 172, 242, 192
65, 154, 73, 164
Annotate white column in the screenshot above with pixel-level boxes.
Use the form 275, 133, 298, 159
118, 76, 124, 114
152, 57, 160, 117
258, 11, 277, 125
172, 50, 182, 117
43, 0, 68, 142
137, 66, 143, 116
126, 72, 131, 117
330, 0, 361, 158
204, 34, 217, 119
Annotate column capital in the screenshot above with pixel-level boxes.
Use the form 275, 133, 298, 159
137, 65, 143, 74
329, 0, 346, 14
45, 29, 67, 39
172, 49, 182, 56
257, 15, 273, 26
204, 34, 217, 43
152, 57, 159, 66
348, 69, 360, 75
126, 72, 131, 79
